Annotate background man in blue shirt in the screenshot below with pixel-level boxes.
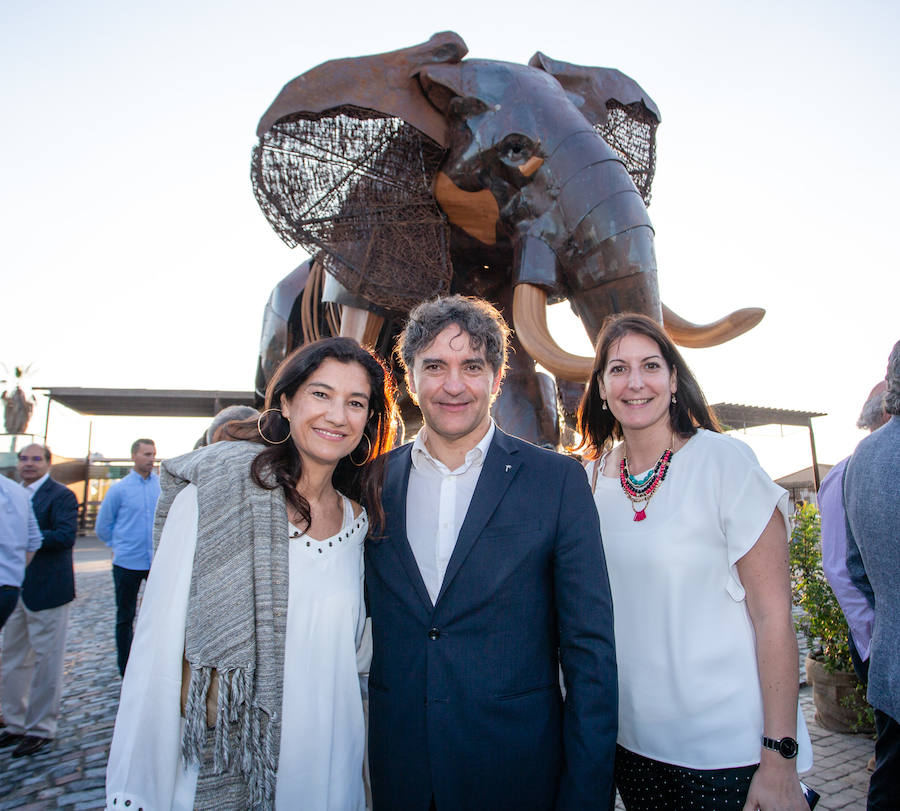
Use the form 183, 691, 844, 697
96, 439, 160, 676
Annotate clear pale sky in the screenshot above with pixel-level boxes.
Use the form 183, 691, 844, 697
2, 0, 897, 477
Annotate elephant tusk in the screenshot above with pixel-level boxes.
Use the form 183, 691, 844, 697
513, 287, 766, 382
661, 304, 765, 348
512, 284, 594, 382
518, 156, 544, 177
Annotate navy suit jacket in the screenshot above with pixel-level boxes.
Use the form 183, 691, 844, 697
22, 477, 78, 611
366, 429, 617, 811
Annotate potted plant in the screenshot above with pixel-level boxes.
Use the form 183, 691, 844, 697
789, 502, 873, 733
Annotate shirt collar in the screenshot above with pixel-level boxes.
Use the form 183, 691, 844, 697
411, 420, 495, 475
24, 472, 50, 495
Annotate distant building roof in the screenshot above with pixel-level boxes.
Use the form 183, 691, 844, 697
37, 387, 255, 418
711, 403, 826, 430
775, 464, 834, 488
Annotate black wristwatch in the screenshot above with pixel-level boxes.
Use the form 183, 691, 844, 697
762, 735, 798, 759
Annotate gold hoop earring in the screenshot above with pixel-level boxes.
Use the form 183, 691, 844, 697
257, 408, 291, 445
349, 433, 373, 467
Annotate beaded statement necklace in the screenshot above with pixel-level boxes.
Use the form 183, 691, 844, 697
619, 434, 675, 521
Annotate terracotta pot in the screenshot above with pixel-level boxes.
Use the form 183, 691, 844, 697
804, 653, 874, 734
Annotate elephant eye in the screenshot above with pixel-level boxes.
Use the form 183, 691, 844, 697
498, 134, 535, 164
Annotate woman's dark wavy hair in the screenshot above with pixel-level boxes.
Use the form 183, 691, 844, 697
576, 313, 720, 459
224, 337, 397, 532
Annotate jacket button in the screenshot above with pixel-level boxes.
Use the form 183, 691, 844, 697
428, 628, 440, 640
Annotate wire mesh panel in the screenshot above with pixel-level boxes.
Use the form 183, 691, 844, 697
251, 106, 453, 313
596, 100, 658, 206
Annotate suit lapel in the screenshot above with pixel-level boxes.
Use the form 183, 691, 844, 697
435, 430, 521, 606
30, 479, 51, 519
381, 446, 434, 611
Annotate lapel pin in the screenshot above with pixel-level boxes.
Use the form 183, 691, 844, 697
505, 464, 512, 472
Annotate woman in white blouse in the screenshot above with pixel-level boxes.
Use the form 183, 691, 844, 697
106, 337, 396, 811
577, 314, 809, 810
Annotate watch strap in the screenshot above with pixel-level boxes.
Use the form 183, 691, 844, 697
762, 735, 799, 759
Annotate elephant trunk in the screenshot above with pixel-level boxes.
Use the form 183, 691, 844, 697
511, 132, 659, 381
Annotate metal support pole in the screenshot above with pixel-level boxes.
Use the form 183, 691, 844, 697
808, 417, 821, 493
43, 395, 51, 443
80, 421, 93, 534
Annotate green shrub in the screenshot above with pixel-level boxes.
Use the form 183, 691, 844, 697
789, 502, 874, 732
789, 502, 853, 672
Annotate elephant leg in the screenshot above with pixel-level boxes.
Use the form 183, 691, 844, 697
492, 369, 560, 449
556, 378, 586, 441
339, 305, 385, 348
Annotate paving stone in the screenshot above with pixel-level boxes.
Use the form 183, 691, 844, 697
46, 764, 80, 780
58, 786, 105, 804
58, 777, 104, 794
22, 774, 48, 787
0, 544, 118, 808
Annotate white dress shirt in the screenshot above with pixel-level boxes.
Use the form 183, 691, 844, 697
406, 421, 495, 605
0, 475, 43, 588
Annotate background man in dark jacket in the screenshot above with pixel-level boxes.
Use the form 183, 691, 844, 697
845, 340, 900, 810
0, 444, 78, 758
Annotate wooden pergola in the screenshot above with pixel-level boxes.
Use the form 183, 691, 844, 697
36, 387, 255, 422
711, 403, 827, 490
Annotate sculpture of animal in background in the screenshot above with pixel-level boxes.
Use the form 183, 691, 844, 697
251, 32, 763, 447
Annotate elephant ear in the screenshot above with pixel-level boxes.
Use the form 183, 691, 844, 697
529, 52, 660, 204
256, 31, 467, 145
251, 33, 467, 312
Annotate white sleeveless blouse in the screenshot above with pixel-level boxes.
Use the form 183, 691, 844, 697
588, 429, 811, 771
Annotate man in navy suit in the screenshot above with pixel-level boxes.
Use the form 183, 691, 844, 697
0, 444, 78, 758
366, 296, 617, 810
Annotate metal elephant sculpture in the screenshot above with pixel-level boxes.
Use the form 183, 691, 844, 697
250, 32, 763, 447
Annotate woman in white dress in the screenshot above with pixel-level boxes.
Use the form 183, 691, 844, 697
577, 314, 810, 810
106, 337, 397, 811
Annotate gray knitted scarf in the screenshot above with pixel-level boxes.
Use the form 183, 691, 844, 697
153, 440, 289, 810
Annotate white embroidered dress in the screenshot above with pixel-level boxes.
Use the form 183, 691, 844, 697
106, 484, 370, 810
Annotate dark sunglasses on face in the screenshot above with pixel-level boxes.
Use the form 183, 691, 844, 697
18, 455, 45, 462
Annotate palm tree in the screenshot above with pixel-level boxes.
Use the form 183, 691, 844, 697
1, 363, 36, 436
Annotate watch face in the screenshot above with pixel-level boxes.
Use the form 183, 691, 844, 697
778, 737, 798, 758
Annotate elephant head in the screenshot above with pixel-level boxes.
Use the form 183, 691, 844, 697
250, 33, 763, 443
415, 55, 665, 381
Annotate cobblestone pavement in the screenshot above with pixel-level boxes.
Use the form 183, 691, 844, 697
1, 536, 878, 810
0, 537, 123, 810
